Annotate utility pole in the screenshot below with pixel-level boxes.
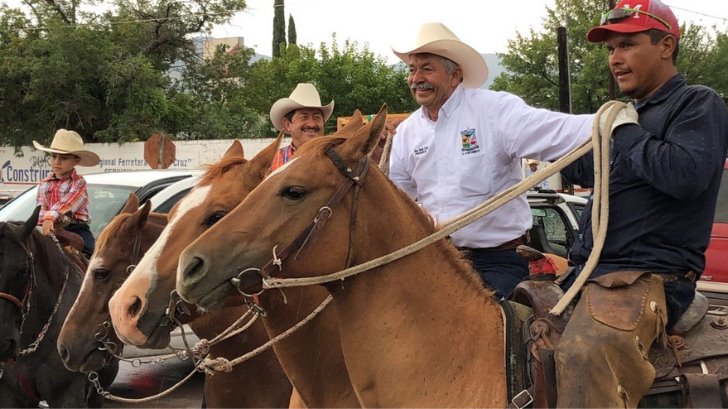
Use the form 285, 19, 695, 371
608, 0, 617, 99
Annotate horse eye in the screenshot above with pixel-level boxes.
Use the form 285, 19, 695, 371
203, 211, 227, 228
93, 268, 111, 281
281, 186, 306, 200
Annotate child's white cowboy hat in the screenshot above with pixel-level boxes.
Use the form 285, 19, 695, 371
33, 129, 100, 167
269, 83, 335, 132
392, 22, 489, 88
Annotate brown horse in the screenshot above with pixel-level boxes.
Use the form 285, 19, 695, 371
61, 140, 293, 408
58, 194, 167, 373
108, 118, 371, 408
176, 106, 509, 407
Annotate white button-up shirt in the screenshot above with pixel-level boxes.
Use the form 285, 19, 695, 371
389, 86, 594, 248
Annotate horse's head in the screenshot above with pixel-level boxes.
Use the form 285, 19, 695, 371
57, 193, 165, 371
108, 137, 281, 347
177, 105, 393, 310
0, 207, 40, 362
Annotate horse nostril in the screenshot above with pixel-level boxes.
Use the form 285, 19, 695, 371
128, 296, 143, 319
185, 256, 205, 279
58, 344, 69, 362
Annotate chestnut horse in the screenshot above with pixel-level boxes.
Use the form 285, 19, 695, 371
176, 106, 509, 407
108, 117, 371, 408
60, 140, 293, 408
57, 194, 167, 373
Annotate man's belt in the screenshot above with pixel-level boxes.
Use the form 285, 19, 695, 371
457, 234, 528, 253
657, 271, 698, 283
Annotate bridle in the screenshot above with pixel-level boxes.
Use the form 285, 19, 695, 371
231, 146, 371, 300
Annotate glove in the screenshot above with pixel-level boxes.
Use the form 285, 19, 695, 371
598, 102, 638, 139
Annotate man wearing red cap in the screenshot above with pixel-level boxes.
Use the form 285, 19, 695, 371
556, 0, 728, 406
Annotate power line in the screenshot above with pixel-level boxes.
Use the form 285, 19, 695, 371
667, 4, 728, 24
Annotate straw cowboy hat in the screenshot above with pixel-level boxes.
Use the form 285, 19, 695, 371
269, 83, 335, 132
33, 129, 100, 167
392, 22, 489, 88
527, 159, 539, 166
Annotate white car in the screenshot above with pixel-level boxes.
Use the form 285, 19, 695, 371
0, 170, 202, 236
527, 191, 587, 258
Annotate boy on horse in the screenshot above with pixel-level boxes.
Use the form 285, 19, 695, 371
557, 0, 728, 406
33, 129, 100, 258
269, 83, 334, 171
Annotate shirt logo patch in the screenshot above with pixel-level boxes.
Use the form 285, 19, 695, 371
460, 128, 480, 155
414, 146, 429, 156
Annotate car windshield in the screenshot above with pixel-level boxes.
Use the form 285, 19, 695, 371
0, 184, 136, 237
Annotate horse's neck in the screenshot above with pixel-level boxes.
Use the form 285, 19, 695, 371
22, 234, 78, 340
337, 244, 506, 406
330, 184, 507, 406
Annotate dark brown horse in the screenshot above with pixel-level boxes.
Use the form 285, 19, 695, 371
0, 207, 117, 407
60, 140, 293, 408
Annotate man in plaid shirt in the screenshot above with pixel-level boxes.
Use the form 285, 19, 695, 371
33, 129, 100, 257
269, 83, 334, 171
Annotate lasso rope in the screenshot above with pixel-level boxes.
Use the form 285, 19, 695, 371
264, 102, 626, 316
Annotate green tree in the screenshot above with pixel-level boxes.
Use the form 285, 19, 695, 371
491, 0, 728, 112
0, 0, 248, 146
272, 0, 285, 58
287, 14, 296, 45
244, 37, 415, 136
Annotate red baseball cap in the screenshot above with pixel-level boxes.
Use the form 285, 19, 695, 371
587, 0, 680, 43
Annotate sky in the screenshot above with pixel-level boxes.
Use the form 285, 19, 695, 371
209, 0, 728, 63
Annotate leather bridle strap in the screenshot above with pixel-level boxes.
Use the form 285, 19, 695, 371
0, 292, 22, 310
260, 148, 370, 278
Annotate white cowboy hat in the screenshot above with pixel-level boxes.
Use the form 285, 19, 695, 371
33, 129, 100, 167
527, 159, 539, 166
269, 83, 335, 132
392, 22, 489, 88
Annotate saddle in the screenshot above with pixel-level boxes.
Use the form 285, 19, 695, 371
53, 228, 89, 272
506, 277, 728, 408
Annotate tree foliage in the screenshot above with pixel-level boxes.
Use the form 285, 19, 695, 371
0, 0, 247, 145
287, 14, 296, 45
491, 0, 728, 113
245, 37, 416, 136
272, 0, 285, 58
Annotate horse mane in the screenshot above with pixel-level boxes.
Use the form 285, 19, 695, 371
198, 157, 249, 186
28, 227, 81, 284
297, 135, 489, 294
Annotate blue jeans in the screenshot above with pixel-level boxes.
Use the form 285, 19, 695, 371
66, 223, 95, 258
464, 249, 529, 298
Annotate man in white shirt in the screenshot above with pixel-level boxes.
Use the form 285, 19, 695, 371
526, 159, 550, 190
389, 22, 594, 298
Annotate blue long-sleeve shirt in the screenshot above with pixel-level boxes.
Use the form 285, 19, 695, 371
562, 75, 728, 278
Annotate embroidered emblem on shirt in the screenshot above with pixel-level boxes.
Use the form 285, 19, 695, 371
414, 146, 429, 156
460, 128, 480, 155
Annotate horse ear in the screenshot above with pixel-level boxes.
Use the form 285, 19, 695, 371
338, 110, 364, 137
131, 200, 152, 228
339, 104, 388, 160
120, 193, 140, 214
223, 140, 245, 160
248, 132, 283, 180
23, 206, 41, 238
